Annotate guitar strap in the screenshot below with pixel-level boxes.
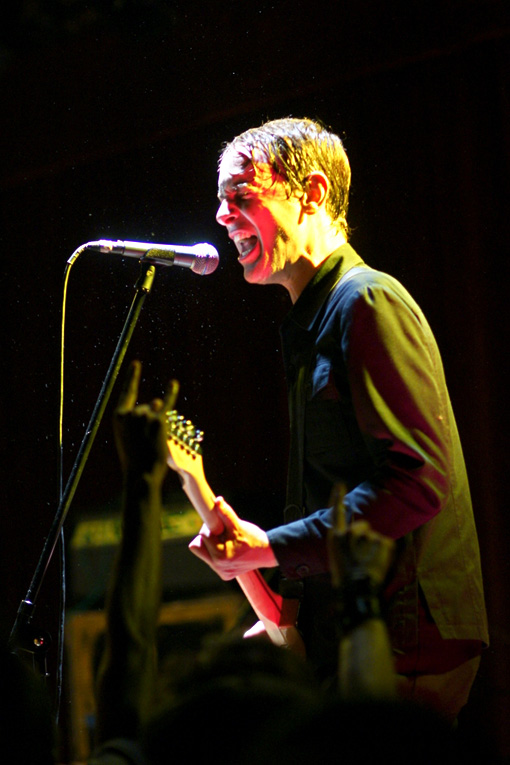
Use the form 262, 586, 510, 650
281, 265, 367, 600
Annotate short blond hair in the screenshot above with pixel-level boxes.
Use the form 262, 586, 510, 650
221, 117, 351, 236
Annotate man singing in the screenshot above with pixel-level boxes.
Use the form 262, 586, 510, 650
188, 117, 488, 721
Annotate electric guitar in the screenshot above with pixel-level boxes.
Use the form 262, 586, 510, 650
165, 410, 304, 654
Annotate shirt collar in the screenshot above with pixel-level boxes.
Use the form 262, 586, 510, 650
283, 243, 365, 332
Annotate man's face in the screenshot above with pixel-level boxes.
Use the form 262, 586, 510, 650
216, 148, 304, 286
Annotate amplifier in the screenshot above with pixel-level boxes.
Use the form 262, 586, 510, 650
67, 497, 226, 608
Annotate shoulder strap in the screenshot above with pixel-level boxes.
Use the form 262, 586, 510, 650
285, 265, 368, 517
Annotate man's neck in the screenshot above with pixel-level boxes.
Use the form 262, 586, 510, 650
284, 232, 348, 303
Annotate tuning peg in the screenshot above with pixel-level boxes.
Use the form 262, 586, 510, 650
165, 410, 203, 454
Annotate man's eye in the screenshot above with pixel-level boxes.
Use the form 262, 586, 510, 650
220, 183, 253, 204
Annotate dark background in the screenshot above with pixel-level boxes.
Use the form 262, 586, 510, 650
1, 0, 509, 759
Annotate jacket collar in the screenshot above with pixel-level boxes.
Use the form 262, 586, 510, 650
283, 243, 365, 332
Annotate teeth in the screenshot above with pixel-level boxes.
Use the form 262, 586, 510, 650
232, 231, 252, 244
229, 230, 258, 259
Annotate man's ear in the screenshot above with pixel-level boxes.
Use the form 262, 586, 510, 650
301, 172, 329, 214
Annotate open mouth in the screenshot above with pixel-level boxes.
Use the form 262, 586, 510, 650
232, 233, 258, 260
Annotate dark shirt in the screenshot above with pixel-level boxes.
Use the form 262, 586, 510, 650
267, 245, 488, 676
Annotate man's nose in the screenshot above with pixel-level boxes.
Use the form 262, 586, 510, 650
216, 198, 238, 227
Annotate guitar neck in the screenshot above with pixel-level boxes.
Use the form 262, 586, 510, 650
179, 468, 223, 536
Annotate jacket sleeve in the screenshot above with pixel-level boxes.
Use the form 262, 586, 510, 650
269, 279, 452, 580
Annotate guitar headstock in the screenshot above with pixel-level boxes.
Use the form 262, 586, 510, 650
166, 410, 204, 475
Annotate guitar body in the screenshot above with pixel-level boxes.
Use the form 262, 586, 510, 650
166, 411, 304, 655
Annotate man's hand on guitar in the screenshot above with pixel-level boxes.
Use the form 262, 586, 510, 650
188, 496, 278, 580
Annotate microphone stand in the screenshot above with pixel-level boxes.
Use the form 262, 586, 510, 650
9, 260, 157, 673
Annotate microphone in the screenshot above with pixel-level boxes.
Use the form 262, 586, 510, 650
79, 239, 219, 276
